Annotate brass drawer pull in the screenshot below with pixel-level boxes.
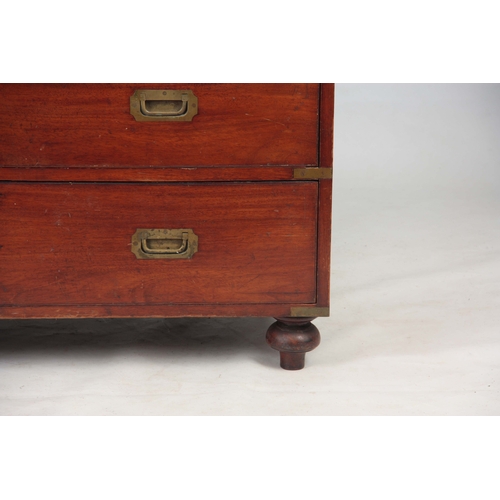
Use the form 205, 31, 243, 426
130, 90, 198, 122
131, 229, 198, 259
141, 232, 188, 254
140, 93, 188, 117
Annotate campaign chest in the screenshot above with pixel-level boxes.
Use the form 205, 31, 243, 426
0, 83, 334, 370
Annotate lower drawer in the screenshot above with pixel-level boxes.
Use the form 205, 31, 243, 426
0, 182, 318, 309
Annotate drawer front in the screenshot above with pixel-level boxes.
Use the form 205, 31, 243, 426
0, 182, 318, 308
0, 84, 319, 168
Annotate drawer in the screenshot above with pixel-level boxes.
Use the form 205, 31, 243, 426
0, 84, 319, 168
0, 182, 318, 308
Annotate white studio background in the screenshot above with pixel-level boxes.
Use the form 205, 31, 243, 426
329, 83, 500, 414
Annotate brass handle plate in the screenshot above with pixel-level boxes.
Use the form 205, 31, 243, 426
131, 229, 198, 259
130, 90, 198, 121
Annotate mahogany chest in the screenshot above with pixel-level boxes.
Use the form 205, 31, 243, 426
0, 84, 334, 370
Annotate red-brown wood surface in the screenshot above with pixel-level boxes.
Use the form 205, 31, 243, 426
0, 303, 323, 319
0, 182, 318, 309
319, 84, 335, 168
266, 317, 321, 370
316, 178, 333, 307
0, 166, 296, 183
315, 84, 334, 307
0, 84, 319, 168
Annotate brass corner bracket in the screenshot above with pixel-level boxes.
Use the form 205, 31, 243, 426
293, 168, 332, 180
290, 306, 330, 317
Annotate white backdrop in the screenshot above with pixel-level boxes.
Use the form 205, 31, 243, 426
328, 83, 500, 414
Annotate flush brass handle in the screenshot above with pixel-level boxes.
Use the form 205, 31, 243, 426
131, 229, 198, 259
130, 90, 198, 121
141, 232, 188, 254
139, 93, 188, 117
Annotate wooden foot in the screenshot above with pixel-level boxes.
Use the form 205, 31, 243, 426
266, 317, 320, 370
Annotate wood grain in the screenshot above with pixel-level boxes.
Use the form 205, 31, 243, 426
319, 83, 335, 168
266, 317, 321, 370
0, 303, 322, 319
0, 83, 334, 331
315, 84, 334, 308
316, 178, 333, 307
0, 166, 296, 183
0, 84, 319, 168
0, 182, 318, 309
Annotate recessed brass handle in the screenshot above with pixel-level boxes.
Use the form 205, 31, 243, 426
139, 92, 188, 117
131, 229, 198, 259
130, 90, 198, 122
141, 231, 189, 254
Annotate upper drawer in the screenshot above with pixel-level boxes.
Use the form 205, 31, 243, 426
0, 84, 319, 168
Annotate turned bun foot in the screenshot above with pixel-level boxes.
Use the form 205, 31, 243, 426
266, 317, 320, 370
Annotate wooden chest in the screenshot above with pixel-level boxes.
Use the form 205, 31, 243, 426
0, 84, 334, 370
